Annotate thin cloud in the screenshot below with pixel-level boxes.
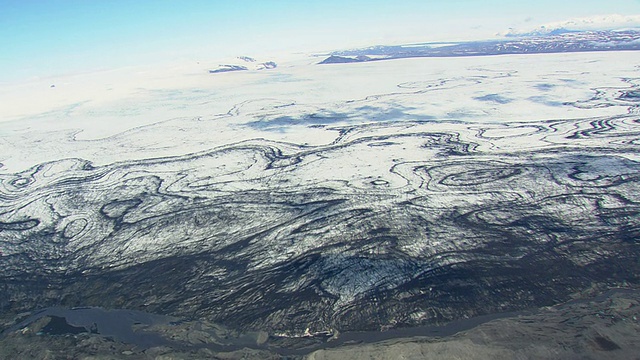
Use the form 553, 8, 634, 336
501, 14, 640, 36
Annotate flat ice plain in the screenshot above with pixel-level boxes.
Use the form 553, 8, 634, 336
2, 52, 637, 169
1, 45, 640, 348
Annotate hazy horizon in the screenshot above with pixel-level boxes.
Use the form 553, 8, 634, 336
2, 0, 640, 82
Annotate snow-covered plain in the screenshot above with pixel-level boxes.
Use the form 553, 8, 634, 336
1, 52, 637, 171
1, 50, 640, 333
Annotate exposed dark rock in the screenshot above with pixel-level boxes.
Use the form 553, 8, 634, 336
209, 65, 249, 73
318, 55, 364, 64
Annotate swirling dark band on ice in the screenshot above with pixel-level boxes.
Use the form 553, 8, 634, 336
1, 112, 640, 334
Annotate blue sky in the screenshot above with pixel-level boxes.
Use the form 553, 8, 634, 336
1, 0, 640, 81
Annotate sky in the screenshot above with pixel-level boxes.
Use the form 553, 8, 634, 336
1, 0, 640, 82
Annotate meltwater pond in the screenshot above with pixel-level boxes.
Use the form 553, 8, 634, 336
4, 307, 176, 348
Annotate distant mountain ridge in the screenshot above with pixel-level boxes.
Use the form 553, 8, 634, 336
502, 14, 640, 37
319, 29, 640, 64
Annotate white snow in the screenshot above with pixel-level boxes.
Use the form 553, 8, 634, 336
0, 51, 638, 173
